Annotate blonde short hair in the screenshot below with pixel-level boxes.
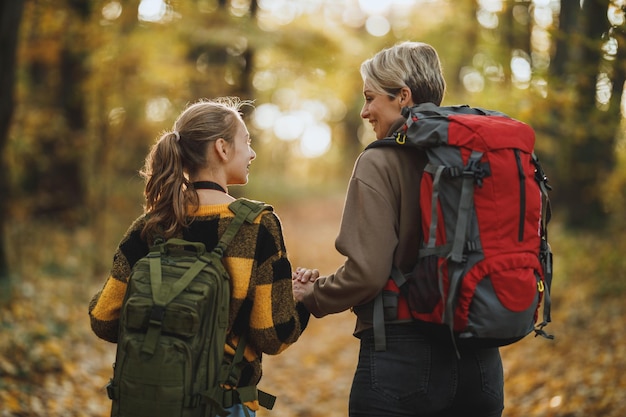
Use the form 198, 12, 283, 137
360, 41, 446, 106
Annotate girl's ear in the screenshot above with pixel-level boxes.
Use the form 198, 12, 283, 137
214, 138, 229, 162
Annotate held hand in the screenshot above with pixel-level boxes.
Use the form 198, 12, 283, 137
292, 267, 319, 283
292, 279, 314, 302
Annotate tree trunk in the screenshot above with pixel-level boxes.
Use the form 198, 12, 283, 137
448, 1, 479, 95
0, 0, 25, 300
239, 0, 258, 101
17, 1, 91, 224
563, 0, 613, 229
550, 0, 578, 79
545, 0, 617, 230
502, 0, 532, 85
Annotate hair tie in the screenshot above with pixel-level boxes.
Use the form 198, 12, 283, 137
173, 130, 180, 142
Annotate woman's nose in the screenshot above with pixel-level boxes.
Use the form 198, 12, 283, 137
360, 104, 368, 119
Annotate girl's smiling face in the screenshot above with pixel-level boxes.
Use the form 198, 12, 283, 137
226, 118, 256, 185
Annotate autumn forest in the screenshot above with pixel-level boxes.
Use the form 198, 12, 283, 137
1, 0, 626, 416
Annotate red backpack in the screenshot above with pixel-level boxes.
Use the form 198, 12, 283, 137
367, 103, 553, 352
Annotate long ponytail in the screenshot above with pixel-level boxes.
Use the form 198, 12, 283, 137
140, 131, 196, 240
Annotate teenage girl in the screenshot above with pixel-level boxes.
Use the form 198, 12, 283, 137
90, 97, 310, 417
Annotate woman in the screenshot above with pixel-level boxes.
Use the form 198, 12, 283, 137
293, 42, 504, 417
90, 97, 309, 417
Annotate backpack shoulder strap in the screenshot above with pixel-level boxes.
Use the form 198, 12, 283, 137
216, 199, 272, 254
365, 137, 404, 150
214, 198, 276, 412
229, 198, 273, 221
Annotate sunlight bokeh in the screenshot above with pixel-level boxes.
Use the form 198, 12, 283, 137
511, 51, 532, 88
300, 123, 331, 157
145, 97, 173, 123
138, 0, 166, 22
254, 0, 427, 36
365, 15, 391, 37
274, 112, 307, 141
358, 0, 392, 15
253, 101, 332, 158
101, 1, 122, 21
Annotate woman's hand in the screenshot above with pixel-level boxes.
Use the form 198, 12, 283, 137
292, 278, 314, 302
292, 267, 319, 302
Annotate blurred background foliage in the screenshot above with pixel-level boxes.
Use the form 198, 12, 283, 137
1, 0, 626, 414
3, 0, 625, 277
0, 0, 625, 326
3, 1, 624, 239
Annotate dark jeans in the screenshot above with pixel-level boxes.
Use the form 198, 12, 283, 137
349, 324, 504, 417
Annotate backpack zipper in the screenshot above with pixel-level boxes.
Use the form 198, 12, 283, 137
514, 149, 525, 242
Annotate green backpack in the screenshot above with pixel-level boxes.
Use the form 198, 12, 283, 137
106, 198, 275, 417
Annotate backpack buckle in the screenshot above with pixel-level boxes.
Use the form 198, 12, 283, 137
106, 380, 117, 400
394, 132, 407, 145
463, 160, 491, 187
149, 305, 166, 325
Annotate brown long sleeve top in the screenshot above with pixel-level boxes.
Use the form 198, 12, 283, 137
302, 145, 427, 335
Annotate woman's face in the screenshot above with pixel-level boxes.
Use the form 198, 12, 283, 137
226, 118, 256, 185
360, 80, 404, 140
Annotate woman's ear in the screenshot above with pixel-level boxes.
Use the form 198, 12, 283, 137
214, 138, 229, 162
399, 87, 413, 106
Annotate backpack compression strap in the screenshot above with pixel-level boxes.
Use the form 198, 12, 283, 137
372, 267, 407, 351
532, 153, 554, 339
216, 332, 277, 414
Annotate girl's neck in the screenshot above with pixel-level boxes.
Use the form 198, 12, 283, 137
192, 180, 227, 193
191, 180, 234, 205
